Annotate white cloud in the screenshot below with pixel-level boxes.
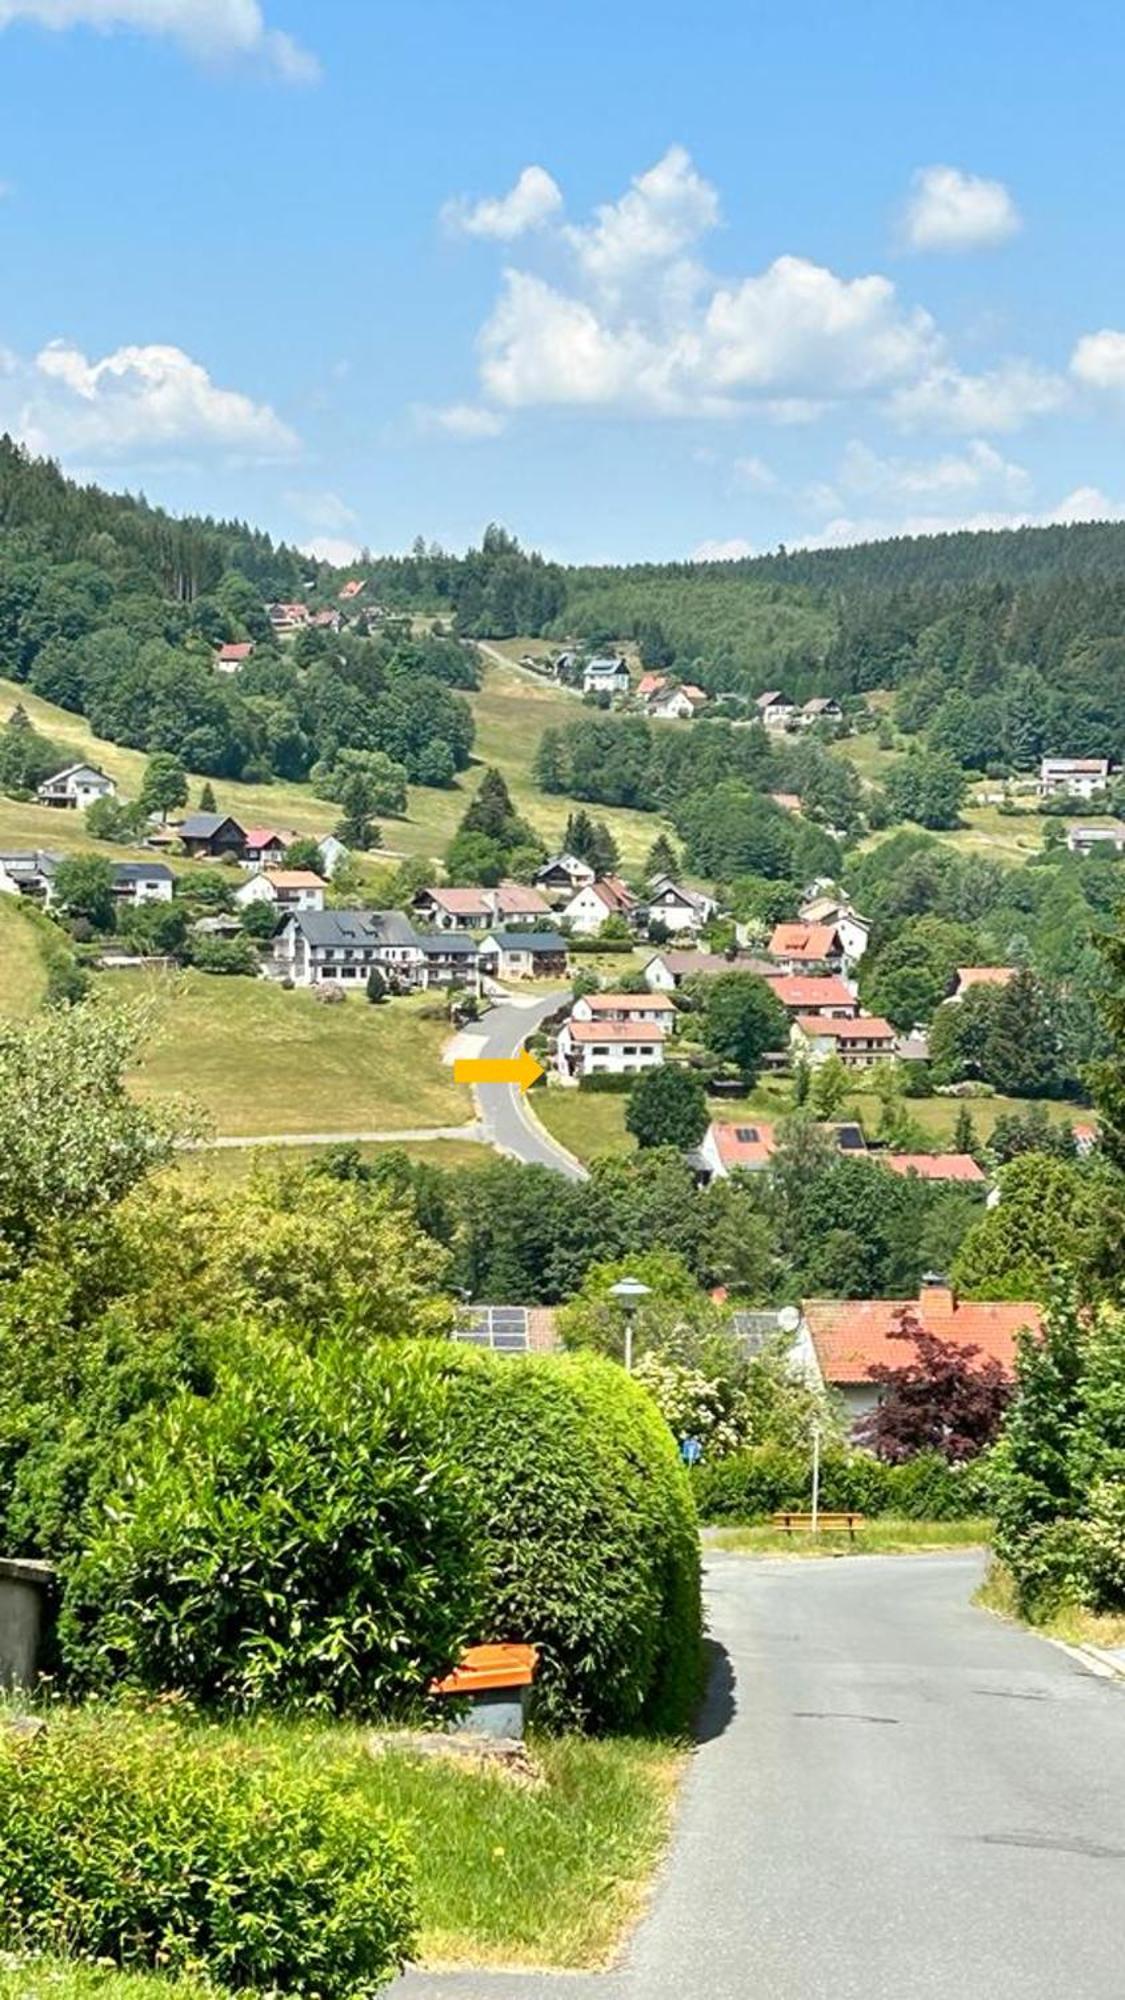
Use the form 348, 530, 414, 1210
443, 165, 563, 241
803, 483, 1125, 549
4, 338, 297, 462
733, 454, 776, 489
901, 165, 1021, 252
1071, 329, 1125, 394
565, 144, 719, 293
284, 488, 358, 534
692, 536, 755, 561
889, 358, 1069, 433
300, 535, 364, 566
703, 256, 940, 396
0, 0, 318, 81
415, 401, 507, 440
833, 437, 1032, 504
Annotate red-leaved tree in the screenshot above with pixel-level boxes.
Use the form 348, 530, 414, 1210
855, 1306, 1012, 1463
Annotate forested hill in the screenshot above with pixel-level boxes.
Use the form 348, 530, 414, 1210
0, 434, 306, 601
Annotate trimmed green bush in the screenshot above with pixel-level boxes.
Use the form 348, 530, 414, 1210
444, 1350, 703, 1735
693, 1444, 991, 1524
0, 1714, 415, 1996
61, 1332, 481, 1715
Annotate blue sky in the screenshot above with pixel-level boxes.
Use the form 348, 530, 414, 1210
1, 0, 1124, 563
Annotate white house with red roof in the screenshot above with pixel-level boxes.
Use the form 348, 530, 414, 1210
571, 991, 677, 1029
214, 641, 255, 674
234, 869, 326, 913
267, 601, 311, 634
764, 973, 856, 1019
413, 881, 552, 932
562, 875, 640, 936
647, 683, 708, 721
768, 922, 845, 973
699, 1119, 778, 1177
240, 826, 299, 870
555, 1015, 665, 1080
791, 1013, 896, 1067
951, 966, 1016, 1002
883, 1153, 986, 1185
794, 1280, 1042, 1423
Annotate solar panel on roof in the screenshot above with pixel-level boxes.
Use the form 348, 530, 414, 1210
451, 1305, 529, 1352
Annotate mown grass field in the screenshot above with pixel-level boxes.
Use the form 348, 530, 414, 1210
171, 1135, 490, 1188
532, 1072, 1090, 1166
119, 972, 471, 1139
0, 897, 47, 1016
0, 1723, 683, 1984
706, 1518, 993, 1557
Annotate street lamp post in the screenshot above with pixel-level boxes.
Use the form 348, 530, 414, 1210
609, 1275, 651, 1373
810, 1420, 822, 1535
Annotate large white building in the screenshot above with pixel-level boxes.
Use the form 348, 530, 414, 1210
1038, 756, 1111, 799
556, 1016, 665, 1081
37, 763, 116, 810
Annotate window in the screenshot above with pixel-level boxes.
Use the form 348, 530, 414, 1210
592, 1044, 610, 1056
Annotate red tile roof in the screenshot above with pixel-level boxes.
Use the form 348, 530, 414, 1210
243, 827, 298, 849
261, 869, 326, 890
567, 1019, 665, 1043
884, 1153, 986, 1183
766, 974, 855, 1012
585, 875, 638, 913
710, 1120, 777, 1169
216, 641, 254, 661
583, 992, 675, 1014
636, 673, 668, 699
429, 883, 551, 917
803, 1290, 1042, 1384
769, 922, 841, 959
795, 1012, 894, 1042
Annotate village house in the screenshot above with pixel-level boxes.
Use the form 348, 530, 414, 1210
635, 673, 669, 702
415, 933, 481, 988
796, 696, 844, 729
1038, 755, 1111, 799
791, 1012, 896, 1068
642, 947, 773, 990
698, 1119, 778, 1178
770, 792, 803, 815
213, 642, 255, 674
570, 990, 677, 1029
792, 1279, 1042, 1426
36, 762, 116, 810
267, 601, 311, 635
764, 973, 857, 1019
234, 869, 327, 914
755, 690, 797, 731
177, 813, 247, 861
950, 965, 1016, 1002
339, 578, 366, 602
413, 881, 552, 932
644, 875, 718, 935
768, 921, 846, 974
534, 852, 597, 901
647, 683, 708, 721
1066, 823, 1125, 857
555, 1015, 665, 1081
316, 834, 349, 879
883, 1154, 987, 1185
110, 861, 174, 906
0, 850, 60, 902
241, 827, 298, 870
274, 908, 479, 992
477, 929, 568, 982
582, 654, 630, 697
561, 874, 639, 936
798, 895, 871, 964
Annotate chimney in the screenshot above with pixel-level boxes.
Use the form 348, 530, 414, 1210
919, 1272, 955, 1313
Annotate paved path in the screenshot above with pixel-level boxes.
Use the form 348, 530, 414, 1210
467, 992, 586, 1180
396, 1553, 1125, 2000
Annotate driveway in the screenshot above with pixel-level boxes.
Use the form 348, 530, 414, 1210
467, 991, 586, 1180
396, 1552, 1125, 2000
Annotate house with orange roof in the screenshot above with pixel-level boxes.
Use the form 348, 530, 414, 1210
339, 578, 367, 601
555, 1015, 665, 1081
214, 641, 255, 674
635, 673, 669, 701
791, 1012, 896, 1068
699, 1119, 778, 1177
561, 874, 640, 936
768, 922, 845, 973
951, 966, 1016, 1001
764, 973, 857, 1019
647, 683, 709, 721
413, 881, 552, 932
235, 868, 326, 914
571, 991, 677, 1029
795, 1279, 1042, 1422
883, 1153, 986, 1185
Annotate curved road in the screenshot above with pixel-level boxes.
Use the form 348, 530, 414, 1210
398, 1551, 1125, 2000
468, 991, 586, 1180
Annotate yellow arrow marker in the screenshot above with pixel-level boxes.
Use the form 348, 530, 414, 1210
455, 1048, 545, 1094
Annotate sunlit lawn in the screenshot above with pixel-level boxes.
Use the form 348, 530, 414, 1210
0, 898, 46, 1016
117, 971, 472, 1138
169, 1135, 491, 1189
707, 1518, 994, 1556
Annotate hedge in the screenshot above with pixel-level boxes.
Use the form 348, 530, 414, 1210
444, 1350, 704, 1735
0, 1714, 415, 1996
61, 1332, 481, 1715
693, 1444, 995, 1524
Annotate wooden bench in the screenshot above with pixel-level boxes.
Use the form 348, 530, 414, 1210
770, 1511, 865, 1540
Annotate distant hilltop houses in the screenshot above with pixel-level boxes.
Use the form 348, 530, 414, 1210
754, 691, 844, 732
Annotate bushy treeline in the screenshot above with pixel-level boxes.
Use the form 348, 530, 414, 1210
695, 1442, 993, 1523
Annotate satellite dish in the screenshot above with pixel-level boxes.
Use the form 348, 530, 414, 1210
777, 1305, 801, 1334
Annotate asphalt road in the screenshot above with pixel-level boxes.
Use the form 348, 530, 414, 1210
470, 992, 586, 1180
397, 1552, 1125, 2000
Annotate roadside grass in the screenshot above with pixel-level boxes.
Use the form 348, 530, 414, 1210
976, 1560, 1125, 1650
169, 1136, 490, 1189
117, 971, 471, 1138
706, 1518, 993, 1557
0, 1968, 206, 2000
0, 898, 47, 1017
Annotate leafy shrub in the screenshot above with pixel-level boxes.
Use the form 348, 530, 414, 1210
693, 1444, 990, 1523
444, 1350, 703, 1736
0, 1713, 415, 1996
61, 1333, 481, 1715
577, 1071, 636, 1093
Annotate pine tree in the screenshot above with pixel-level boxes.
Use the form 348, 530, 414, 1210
952, 1104, 977, 1158
534, 728, 567, 792
645, 832, 679, 882
199, 781, 217, 813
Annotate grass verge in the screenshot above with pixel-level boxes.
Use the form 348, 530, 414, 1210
975, 1559, 1125, 1650
0, 898, 47, 1017
169, 1136, 491, 1188
705, 1517, 993, 1557
0, 1967, 206, 1999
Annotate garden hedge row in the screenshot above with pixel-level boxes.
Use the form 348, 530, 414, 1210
693, 1442, 995, 1523
0, 1714, 415, 1996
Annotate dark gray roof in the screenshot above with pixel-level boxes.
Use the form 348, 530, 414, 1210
0, 849, 60, 877
481, 930, 567, 952
419, 931, 478, 956
283, 908, 416, 949
112, 862, 174, 884
179, 813, 244, 839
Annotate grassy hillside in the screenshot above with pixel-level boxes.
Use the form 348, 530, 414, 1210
0, 895, 47, 1016
123, 973, 471, 1139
